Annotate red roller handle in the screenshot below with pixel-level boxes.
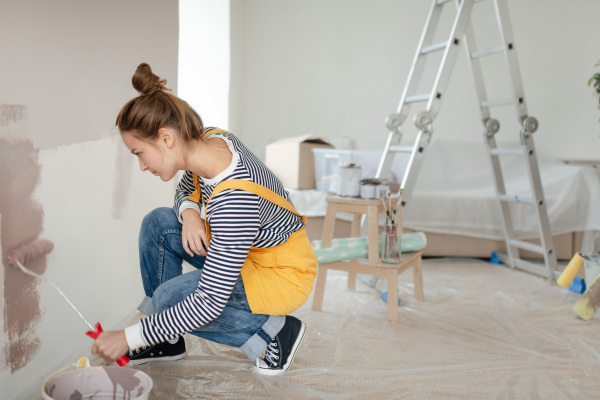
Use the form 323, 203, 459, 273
86, 322, 130, 366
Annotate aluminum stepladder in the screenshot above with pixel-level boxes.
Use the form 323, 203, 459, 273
376, 0, 559, 279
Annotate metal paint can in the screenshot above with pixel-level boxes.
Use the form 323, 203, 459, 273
375, 183, 390, 199
360, 183, 376, 199
337, 164, 362, 197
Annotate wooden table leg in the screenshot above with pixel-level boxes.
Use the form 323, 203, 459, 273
367, 205, 380, 265
386, 269, 399, 324
321, 203, 337, 248
311, 264, 329, 311
413, 256, 425, 302
347, 214, 362, 290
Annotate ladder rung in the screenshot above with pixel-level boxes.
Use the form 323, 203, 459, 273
405, 94, 431, 103
389, 145, 414, 153
470, 45, 504, 59
509, 239, 544, 255
481, 99, 515, 107
489, 148, 525, 156
514, 258, 554, 278
436, 0, 453, 4
421, 41, 449, 55
499, 195, 535, 205
496, 253, 550, 276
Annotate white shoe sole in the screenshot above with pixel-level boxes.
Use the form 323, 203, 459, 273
127, 353, 186, 366
255, 322, 306, 375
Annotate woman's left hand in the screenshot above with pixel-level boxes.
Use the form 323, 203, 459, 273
91, 330, 129, 363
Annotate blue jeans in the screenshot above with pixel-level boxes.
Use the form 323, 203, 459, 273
136, 207, 285, 360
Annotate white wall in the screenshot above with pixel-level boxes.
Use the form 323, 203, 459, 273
0, 1, 179, 398
229, 0, 600, 162
179, 0, 231, 129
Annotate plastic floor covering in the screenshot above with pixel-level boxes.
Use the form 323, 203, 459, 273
102, 258, 600, 399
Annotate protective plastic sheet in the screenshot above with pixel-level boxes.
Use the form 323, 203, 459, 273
97, 258, 600, 399
403, 139, 600, 244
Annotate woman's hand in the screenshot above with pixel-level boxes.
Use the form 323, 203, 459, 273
91, 330, 129, 363
181, 208, 208, 257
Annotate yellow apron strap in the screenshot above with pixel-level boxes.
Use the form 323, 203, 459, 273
188, 128, 231, 203
208, 179, 304, 220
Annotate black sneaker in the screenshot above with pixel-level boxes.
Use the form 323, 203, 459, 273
255, 316, 306, 375
127, 336, 186, 365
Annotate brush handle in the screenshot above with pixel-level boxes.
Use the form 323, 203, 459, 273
86, 322, 130, 366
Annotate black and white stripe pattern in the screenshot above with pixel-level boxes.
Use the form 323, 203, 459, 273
140, 129, 304, 345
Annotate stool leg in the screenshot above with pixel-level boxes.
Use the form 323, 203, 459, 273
347, 214, 361, 290
413, 256, 425, 302
312, 264, 329, 311
386, 270, 399, 324
367, 205, 379, 265
347, 272, 356, 290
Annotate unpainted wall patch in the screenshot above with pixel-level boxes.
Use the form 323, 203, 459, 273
0, 137, 46, 373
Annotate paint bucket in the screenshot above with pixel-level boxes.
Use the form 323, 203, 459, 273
360, 183, 376, 199
42, 357, 153, 400
337, 164, 362, 197
375, 183, 390, 199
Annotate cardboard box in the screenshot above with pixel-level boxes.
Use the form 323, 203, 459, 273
265, 134, 333, 189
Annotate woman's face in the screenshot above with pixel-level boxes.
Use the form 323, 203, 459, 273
121, 131, 178, 182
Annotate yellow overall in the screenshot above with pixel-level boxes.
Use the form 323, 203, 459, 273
187, 129, 317, 315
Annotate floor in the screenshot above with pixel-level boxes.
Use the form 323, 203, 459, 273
66, 258, 600, 399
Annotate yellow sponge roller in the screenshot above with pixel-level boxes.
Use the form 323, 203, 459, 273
572, 272, 600, 321
557, 253, 584, 288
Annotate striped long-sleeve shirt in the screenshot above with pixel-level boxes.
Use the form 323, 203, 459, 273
133, 129, 304, 347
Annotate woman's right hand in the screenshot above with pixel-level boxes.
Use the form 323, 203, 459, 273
181, 208, 208, 257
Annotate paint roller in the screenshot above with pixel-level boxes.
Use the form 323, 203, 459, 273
557, 253, 584, 288
572, 272, 600, 321
6, 239, 129, 366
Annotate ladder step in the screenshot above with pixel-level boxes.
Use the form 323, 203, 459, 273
421, 41, 449, 55
489, 148, 525, 156
514, 258, 554, 278
481, 99, 515, 107
405, 94, 431, 103
436, 0, 453, 4
389, 145, 414, 153
499, 195, 535, 205
509, 239, 544, 255
470, 45, 504, 59
496, 253, 551, 277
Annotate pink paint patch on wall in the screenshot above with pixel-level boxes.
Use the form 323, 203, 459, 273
0, 105, 28, 128
0, 137, 47, 373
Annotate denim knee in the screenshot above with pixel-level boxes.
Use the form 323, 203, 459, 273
140, 208, 177, 243
152, 283, 178, 313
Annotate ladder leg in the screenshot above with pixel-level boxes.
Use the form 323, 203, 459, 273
520, 126, 559, 278
399, 128, 432, 208
484, 125, 521, 266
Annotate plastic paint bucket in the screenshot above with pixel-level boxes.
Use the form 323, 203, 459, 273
42, 358, 153, 400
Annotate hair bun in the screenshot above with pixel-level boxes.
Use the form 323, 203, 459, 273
132, 62, 168, 95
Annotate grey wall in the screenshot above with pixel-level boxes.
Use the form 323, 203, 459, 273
0, 1, 179, 398
230, 0, 600, 162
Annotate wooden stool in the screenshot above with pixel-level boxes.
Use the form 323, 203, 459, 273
311, 195, 424, 323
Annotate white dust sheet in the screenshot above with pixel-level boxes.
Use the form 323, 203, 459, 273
90, 258, 600, 399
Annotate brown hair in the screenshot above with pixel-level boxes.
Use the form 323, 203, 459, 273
115, 63, 204, 142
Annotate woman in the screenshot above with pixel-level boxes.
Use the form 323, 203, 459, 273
91, 63, 317, 375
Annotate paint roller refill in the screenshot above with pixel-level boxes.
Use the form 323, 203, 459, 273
557, 253, 584, 288
7, 239, 129, 366
7, 239, 54, 266
572, 272, 600, 321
